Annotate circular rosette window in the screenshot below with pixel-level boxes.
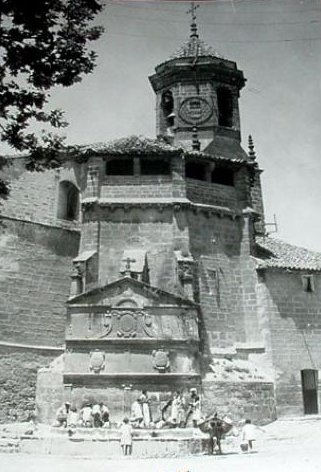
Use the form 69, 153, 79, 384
178, 97, 213, 125
117, 312, 137, 338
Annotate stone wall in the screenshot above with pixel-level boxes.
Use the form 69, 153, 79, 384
92, 206, 184, 291
189, 212, 245, 350
101, 176, 173, 199
1, 157, 85, 229
202, 379, 276, 424
0, 218, 79, 346
186, 179, 238, 208
258, 270, 321, 416
0, 345, 59, 423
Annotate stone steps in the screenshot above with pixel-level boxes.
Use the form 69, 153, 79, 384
0, 428, 209, 458
0, 437, 20, 454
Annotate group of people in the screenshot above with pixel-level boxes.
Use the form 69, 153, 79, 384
130, 388, 202, 429
161, 388, 201, 428
55, 401, 110, 429
55, 390, 260, 456
119, 414, 259, 457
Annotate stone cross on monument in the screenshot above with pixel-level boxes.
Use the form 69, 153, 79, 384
123, 257, 136, 277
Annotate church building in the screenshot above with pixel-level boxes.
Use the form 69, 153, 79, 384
1, 15, 321, 425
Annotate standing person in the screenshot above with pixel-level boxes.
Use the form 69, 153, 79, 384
241, 419, 257, 452
209, 414, 223, 455
131, 398, 144, 428
169, 391, 185, 427
139, 390, 151, 427
120, 417, 133, 456
185, 388, 201, 427
198, 413, 224, 455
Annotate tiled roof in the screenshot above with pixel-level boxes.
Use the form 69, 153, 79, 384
255, 236, 321, 271
203, 136, 250, 162
67, 135, 253, 166
168, 36, 223, 61
68, 135, 182, 158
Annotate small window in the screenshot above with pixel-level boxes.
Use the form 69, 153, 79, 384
217, 87, 233, 128
185, 162, 206, 181
211, 167, 234, 186
106, 159, 134, 175
140, 159, 170, 175
161, 91, 175, 129
57, 181, 79, 221
302, 275, 315, 293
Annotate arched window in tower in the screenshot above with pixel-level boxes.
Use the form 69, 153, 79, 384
161, 90, 175, 133
57, 181, 80, 221
217, 87, 233, 128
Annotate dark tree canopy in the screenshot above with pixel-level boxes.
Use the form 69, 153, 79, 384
0, 0, 104, 196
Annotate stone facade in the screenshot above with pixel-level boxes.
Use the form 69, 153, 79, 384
0, 24, 321, 426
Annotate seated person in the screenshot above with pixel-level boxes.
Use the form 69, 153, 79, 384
100, 403, 110, 427
81, 404, 93, 427
67, 407, 79, 428
55, 402, 70, 428
92, 403, 102, 428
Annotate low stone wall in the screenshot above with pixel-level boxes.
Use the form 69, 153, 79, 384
3, 427, 208, 458
202, 379, 277, 424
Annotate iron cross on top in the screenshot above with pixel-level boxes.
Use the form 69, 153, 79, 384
187, 1, 200, 23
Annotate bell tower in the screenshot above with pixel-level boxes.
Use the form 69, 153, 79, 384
149, 4, 246, 151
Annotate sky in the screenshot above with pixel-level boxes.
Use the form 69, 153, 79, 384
25, 0, 321, 251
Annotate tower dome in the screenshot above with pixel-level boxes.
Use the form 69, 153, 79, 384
149, 14, 246, 155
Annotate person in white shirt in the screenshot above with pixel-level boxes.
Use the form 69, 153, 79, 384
81, 404, 93, 427
241, 419, 257, 451
120, 417, 133, 455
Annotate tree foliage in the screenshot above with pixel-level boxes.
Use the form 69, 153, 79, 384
0, 0, 103, 192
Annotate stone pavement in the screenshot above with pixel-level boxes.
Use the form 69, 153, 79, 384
0, 416, 321, 472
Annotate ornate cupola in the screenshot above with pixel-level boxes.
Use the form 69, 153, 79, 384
149, 4, 246, 153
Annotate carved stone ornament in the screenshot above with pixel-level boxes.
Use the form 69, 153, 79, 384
152, 350, 170, 373
178, 96, 213, 125
178, 261, 194, 282
102, 311, 113, 337
117, 311, 137, 338
93, 309, 155, 339
90, 350, 105, 373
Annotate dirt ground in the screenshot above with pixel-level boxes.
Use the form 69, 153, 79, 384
0, 416, 320, 472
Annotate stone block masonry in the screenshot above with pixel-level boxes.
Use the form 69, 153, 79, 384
0, 345, 59, 423
257, 270, 321, 416
202, 379, 276, 424
0, 218, 79, 346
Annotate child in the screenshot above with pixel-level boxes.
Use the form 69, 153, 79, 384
120, 417, 133, 456
241, 419, 257, 452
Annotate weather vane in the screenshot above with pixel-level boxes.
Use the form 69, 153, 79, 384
186, 1, 200, 38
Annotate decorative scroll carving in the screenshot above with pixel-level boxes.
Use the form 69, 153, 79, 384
90, 350, 105, 373
152, 350, 170, 373
141, 312, 155, 337
102, 311, 113, 337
